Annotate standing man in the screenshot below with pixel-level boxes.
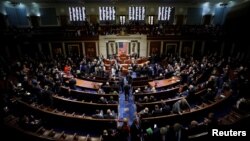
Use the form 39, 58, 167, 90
124, 83, 130, 101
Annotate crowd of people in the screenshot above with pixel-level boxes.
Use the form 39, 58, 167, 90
4, 24, 224, 40
0, 51, 249, 141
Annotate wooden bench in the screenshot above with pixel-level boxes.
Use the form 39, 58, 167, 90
3, 115, 102, 141
60, 86, 119, 102
140, 91, 232, 128
15, 99, 118, 134
52, 94, 118, 115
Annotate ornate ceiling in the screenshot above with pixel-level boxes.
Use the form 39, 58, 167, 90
9, 0, 241, 4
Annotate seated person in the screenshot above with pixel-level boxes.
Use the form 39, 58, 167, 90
64, 64, 71, 75
143, 86, 151, 93
141, 96, 149, 103
203, 112, 218, 128
188, 120, 207, 136
112, 82, 119, 92
103, 109, 116, 119
149, 95, 157, 102
102, 82, 111, 94
108, 96, 117, 104
172, 98, 191, 115
134, 88, 141, 94
236, 97, 250, 112
14, 83, 25, 95
151, 86, 157, 93
97, 88, 105, 94
152, 104, 162, 116
160, 101, 171, 114
112, 90, 119, 95
68, 78, 77, 90
138, 107, 150, 118
201, 88, 216, 103
99, 97, 108, 104
92, 109, 103, 119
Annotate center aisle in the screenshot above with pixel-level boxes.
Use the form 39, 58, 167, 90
118, 85, 136, 126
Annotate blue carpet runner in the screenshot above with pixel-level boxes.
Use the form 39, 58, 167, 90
118, 89, 136, 126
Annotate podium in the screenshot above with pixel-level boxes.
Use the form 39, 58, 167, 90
117, 53, 130, 64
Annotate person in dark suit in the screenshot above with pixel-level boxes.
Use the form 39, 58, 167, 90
102, 82, 111, 94
126, 74, 133, 85
130, 118, 141, 141
41, 85, 53, 106
119, 77, 124, 92
92, 109, 103, 119
103, 109, 115, 119
152, 104, 162, 116
172, 98, 191, 115
124, 84, 130, 101
169, 123, 188, 141
119, 118, 130, 141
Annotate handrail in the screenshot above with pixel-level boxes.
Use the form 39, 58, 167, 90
141, 91, 231, 120
53, 94, 118, 106
136, 89, 206, 106
17, 99, 117, 122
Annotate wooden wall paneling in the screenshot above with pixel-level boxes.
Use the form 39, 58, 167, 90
51, 42, 63, 57
204, 40, 220, 56
65, 42, 82, 57
175, 15, 185, 25
89, 15, 98, 24
193, 41, 202, 58
20, 42, 39, 57
182, 41, 193, 57
41, 43, 50, 57
60, 15, 68, 27
163, 41, 180, 56
149, 41, 161, 56
85, 42, 96, 59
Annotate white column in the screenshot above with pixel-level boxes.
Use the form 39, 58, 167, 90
160, 41, 164, 55
147, 41, 150, 57
96, 41, 99, 56
192, 40, 195, 56
82, 42, 85, 57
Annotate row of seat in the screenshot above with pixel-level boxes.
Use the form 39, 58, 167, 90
60, 86, 119, 102
218, 107, 246, 125
3, 115, 102, 141
52, 94, 118, 115
140, 90, 232, 128
15, 99, 117, 133
136, 89, 207, 112
134, 87, 179, 101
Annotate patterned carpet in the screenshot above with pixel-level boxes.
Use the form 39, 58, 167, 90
118, 89, 136, 126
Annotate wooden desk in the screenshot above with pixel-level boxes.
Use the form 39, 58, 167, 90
75, 78, 103, 90
16, 99, 117, 132
148, 76, 180, 88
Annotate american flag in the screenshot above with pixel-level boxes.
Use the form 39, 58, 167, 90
118, 42, 128, 54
